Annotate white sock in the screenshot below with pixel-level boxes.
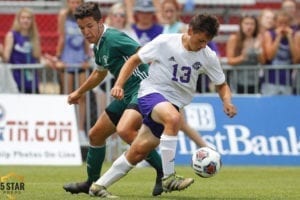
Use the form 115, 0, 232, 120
95, 153, 134, 188
160, 134, 178, 178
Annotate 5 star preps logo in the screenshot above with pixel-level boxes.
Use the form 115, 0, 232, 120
0, 173, 25, 200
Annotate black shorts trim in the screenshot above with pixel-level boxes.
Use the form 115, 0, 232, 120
127, 103, 140, 113
105, 108, 122, 126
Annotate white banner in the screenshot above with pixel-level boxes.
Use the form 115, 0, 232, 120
0, 94, 82, 165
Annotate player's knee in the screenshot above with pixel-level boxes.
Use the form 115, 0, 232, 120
136, 143, 151, 157
164, 113, 181, 130
116, 127, 136, 144
88, 128, 104, 145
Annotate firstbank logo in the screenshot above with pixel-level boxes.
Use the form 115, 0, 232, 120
0, 172, 25, 200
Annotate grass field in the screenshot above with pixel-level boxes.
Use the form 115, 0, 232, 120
1, 163, 300, 200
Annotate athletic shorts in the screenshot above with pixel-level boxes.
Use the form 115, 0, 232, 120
138, 93, 168, 138
105, 88, 140, 126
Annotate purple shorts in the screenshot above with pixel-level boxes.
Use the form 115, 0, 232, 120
138, 93, 168, 138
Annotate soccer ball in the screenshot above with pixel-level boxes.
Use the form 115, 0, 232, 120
191, 147, 222, 178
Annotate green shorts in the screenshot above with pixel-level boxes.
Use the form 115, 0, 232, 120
105, 88, 139, 126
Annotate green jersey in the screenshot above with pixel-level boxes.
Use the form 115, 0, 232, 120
93, 28, 148, 97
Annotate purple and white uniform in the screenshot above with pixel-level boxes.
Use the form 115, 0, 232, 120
137, 33, 225, 137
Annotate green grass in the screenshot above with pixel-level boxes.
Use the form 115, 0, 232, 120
1, 163, 300, 200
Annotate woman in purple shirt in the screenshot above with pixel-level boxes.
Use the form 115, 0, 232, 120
3, 7, 41, 93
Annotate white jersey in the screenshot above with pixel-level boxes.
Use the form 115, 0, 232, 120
137, 33, 225, 108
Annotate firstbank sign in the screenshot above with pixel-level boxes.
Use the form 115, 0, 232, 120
178, 98, 300, 166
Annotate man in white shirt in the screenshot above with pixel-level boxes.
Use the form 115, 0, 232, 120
90, 13, 237, 198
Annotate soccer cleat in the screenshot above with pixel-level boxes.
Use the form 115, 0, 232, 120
152, 171, 163, 196
162, 173, 194, 192
63, 181, 91, 194
89, 183, 118, 198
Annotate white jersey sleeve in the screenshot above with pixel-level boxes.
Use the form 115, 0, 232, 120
200, 47, 225, 85
137, 34, 167, 64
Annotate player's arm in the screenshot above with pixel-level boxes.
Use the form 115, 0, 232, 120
111, 53, 141, 100
68, 69, 107, 104
215, 82, 237, 118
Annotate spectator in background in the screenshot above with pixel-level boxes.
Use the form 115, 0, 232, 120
293, 29, 300, 94
0, 42, 19, 93
124, 0, 164, 25
257, 9, 275, 89
258, 9, 275, 38
3, 7, 41, 94
131, 0, 163, 46
262, 10, 297, 95
281, 0, 299, 31
226, 14, 265, 94
281, 0, 300, 94
258, 9, 275, 64
55, 0, 91, 144
161, 0, 187, 34
105, 2, 139, 43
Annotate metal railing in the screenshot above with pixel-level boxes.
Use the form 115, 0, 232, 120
198, 64, 300, 95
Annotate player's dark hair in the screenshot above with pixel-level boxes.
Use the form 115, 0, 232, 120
189, 14, 219, 39
74, 2, 102, 22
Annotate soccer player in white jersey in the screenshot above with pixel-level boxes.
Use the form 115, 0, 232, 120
89, 13, 237, 198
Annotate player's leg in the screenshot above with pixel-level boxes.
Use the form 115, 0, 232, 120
63, 110, 116, 194
151, 101, 181, 177
90, 125, 159, 197
116, 106, 163, 196
179, 109, 207, 147
145, 94, 194, 192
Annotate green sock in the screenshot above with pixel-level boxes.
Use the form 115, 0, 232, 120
86, 146, 106, 184
145, 149, 163, 175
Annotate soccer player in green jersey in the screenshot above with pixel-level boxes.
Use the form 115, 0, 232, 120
63, 2, 163, 196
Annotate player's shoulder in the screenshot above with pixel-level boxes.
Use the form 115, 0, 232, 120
153, 33, 181, 44
203, 45, 218, 58
200, 46, 220, 67
105, 28, 134, 42
157, 33, 181, 39
105, 28, 123, 37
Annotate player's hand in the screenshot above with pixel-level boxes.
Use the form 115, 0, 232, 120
111, 86, 124, 100
223, 103, 237, 118
68, 91, 81, 105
